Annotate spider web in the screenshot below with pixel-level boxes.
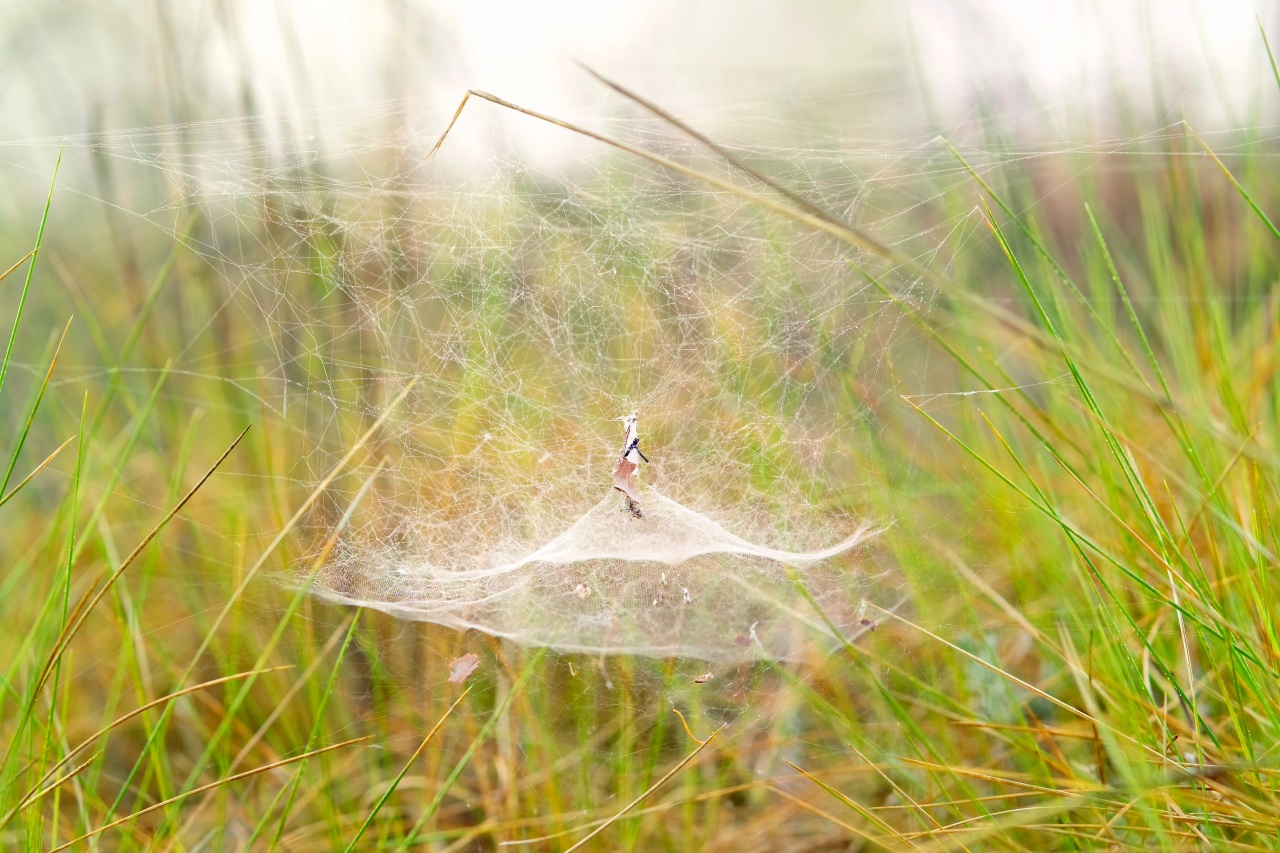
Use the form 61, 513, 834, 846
0, 92, 1067, 661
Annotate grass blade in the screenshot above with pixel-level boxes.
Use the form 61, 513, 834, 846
48, 736, 370, 852
343, 686, 473, 852
0, 317, 72, 497
0, 146, 61, 403
563, 725, 724, 852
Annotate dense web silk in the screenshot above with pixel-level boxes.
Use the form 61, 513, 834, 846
313, 484, 877, 662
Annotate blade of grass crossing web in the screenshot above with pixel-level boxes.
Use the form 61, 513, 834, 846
576, 64, 850, 229
428, 90, 942, 284
1190, 125, 1280, 244
943, 142, 1157, 385
856, 266, 1086, 462
397, 646, 548, 850
0, 146, 61, 403
173, 379, 414, 689
344, 687, 474, 852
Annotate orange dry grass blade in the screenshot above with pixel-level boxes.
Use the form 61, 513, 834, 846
31, 424, 252, 699
0, 435, 74, 508
0, 249, 35, 285
561, 725, 724, 852
49, 737, 371, 852
0, 667, 291, 830
0, 424, 252, 785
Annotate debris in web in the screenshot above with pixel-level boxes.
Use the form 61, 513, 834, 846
613, 411, 648, 519
447, 653, 482, 685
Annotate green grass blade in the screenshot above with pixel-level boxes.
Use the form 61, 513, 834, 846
0, 146, 61, 403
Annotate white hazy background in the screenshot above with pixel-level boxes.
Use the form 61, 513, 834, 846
2, 0, 1276, 168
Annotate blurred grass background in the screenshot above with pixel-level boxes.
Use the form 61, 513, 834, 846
4, 2, 1280, 850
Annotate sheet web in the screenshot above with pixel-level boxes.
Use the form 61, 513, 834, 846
11, 96, 999, 662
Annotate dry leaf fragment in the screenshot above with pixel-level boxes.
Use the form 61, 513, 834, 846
612, 411, 648, 517
447, 653, 481, 685
612, 455, 640, 503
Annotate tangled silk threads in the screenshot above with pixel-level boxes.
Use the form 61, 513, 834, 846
312, 486, 881, 662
